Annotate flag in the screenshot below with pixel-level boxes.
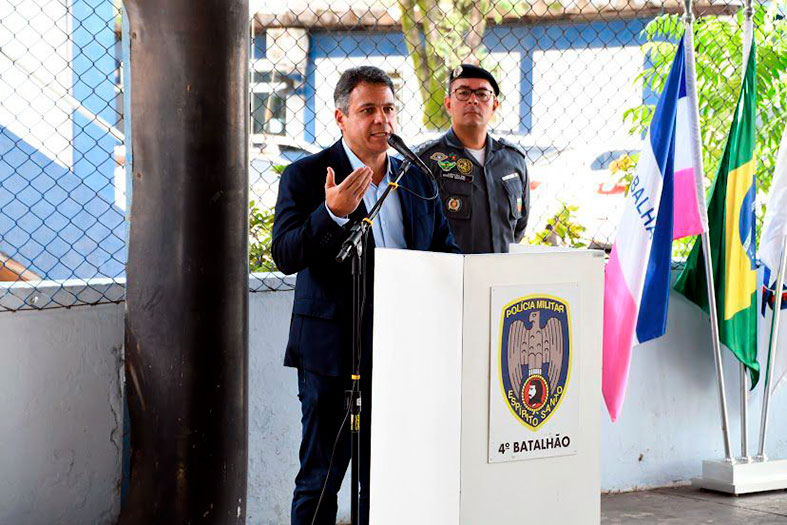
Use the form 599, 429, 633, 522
758, 127, 787, 392
673, 27, 709, 239
759, 127, 787, 275
759, 266, 787, 393
674, 36, 759, 388
603, 34, 706, 421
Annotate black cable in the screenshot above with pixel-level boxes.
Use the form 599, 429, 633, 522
390, 157, 439, 202
397, 181, 439, 201
310, 406, 351, 525
311, 233, 369, 525
314, 166, 419, 524
360, 232, 368, 330
397, 169, 440, 201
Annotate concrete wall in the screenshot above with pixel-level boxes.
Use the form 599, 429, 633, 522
246, 281, 351, 524
247, 287, 299, 522
3, 277, 786, 524
252, 284, 787, 522
0, 296, 124, 524
601, 288, 787, 491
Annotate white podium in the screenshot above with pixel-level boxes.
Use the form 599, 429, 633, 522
370, 247, 604, 525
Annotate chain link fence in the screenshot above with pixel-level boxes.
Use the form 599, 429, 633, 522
249, 0, 786, 290
1, 0, 785, 306
0, 0, 125, 309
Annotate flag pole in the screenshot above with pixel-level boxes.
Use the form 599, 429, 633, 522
740, 366, 750, 460
739, 0, 754, 463
684, 0, 734, 461
756, 237, 787, 459
700, 240, 734, 461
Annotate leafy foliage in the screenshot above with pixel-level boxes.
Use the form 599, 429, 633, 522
249, 164, 286, 273
623, 6, 787, 200
249, 200, 276, 273
527, 203, 587, 248
397, 0, 531, 129
610, 152, 639, 196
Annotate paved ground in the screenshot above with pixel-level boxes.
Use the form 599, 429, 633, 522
602, 486, 787, 524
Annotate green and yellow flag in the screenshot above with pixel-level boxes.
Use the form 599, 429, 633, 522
674, 40, 759, 386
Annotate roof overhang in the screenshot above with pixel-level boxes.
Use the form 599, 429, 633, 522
252, 0, 741, 31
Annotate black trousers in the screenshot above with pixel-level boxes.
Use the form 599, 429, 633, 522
291, 369, 371, 525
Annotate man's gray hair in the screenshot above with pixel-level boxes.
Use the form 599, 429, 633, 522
334, 66, 395, 114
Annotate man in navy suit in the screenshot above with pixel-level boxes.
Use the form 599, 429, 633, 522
272, 66, 459, 525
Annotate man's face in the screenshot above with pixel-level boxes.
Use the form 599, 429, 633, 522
528, 383, 536, 399
335, 82, 396, 158
444, 77, 498, 130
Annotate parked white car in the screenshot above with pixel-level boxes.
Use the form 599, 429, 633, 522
526, 144, 636, 249
249, 139, 318, 209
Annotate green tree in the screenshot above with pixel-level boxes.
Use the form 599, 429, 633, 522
398, 0, 531, 129
249, 164, 286, 273
623, 5, 787, 199
249, 200, 276, 272
527, 203, 588, 248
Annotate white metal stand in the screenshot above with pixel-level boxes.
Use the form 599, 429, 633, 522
693, 458, 787, 495
693, 5, 787, 496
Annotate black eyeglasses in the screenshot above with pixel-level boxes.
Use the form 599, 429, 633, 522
451, 87, 495, 102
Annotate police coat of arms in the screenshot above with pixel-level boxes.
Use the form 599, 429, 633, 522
499, 295, 572, 430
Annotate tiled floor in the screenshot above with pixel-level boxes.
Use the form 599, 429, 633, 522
602, 486, 787, 524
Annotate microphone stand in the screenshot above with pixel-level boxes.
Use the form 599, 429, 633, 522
335, 159, 411, 525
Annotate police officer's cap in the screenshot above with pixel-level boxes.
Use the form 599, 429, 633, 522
448, 64, 499, 96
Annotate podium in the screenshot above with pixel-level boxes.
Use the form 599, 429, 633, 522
370, 247, 604, 524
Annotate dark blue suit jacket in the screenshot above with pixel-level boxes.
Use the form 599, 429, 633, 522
272, 140, 460, 376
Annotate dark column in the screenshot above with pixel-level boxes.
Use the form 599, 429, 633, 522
120, 0, 248, 522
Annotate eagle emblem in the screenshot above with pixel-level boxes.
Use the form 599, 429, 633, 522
500, 296, 571, 430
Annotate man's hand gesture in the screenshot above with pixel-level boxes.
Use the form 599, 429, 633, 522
325, 166, 372, 218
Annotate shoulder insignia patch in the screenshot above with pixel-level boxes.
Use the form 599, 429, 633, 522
414, 138, 441, 156
497, 137, 528, 159
430, 151, 448, 162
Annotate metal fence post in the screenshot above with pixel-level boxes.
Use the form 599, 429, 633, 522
121, 0, 249, 521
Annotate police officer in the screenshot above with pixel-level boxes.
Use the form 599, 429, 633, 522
417, 64, 530, 254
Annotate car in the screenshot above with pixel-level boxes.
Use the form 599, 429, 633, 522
526, 144, 637, 249
249, 138, 318, 209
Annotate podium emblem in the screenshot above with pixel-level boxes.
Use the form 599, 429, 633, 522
499, 295, 571, 430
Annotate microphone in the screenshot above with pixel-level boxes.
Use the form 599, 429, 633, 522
387, 133, 434, 178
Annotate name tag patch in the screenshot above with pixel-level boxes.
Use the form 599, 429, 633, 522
440, 171, 473, 183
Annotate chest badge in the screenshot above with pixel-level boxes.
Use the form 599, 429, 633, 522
457, 158, 473, 174
438, 157, 457, 172
446, 196, 463, 212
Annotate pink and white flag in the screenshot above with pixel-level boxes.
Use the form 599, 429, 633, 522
603, 31, 708, 422
673, 28, 709, 239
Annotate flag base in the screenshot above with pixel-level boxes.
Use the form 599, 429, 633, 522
692, 458, 787, 495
